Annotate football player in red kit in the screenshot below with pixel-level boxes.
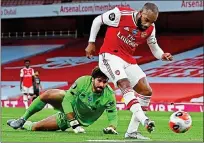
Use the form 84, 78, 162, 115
20, 60, 35, 109
86, 2, 173, 140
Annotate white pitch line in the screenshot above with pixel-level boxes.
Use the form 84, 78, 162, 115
1, 117, 17, 119
87, 139, 151, 142
1, 116, 202, 122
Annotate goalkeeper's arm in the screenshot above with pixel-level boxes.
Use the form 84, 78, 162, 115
61, 78, 83, 132
103, 95, 118, 134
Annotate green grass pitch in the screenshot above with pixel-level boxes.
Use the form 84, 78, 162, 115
1, 107, 203, 142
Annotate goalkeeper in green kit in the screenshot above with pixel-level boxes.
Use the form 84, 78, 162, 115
7, 66, 118, 134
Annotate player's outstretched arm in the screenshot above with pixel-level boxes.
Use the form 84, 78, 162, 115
147, 26, 173, 61
62, 95, 85, 133
20, 69, 24, 91
62, 77, 86, 133
86, 7, 121, 59
85, 42, 96, 59
103, 94, 118, 134
161, 53, 173, 61
86, 15, 103, 59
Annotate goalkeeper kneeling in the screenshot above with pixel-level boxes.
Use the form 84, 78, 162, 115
7, 67, 118, 135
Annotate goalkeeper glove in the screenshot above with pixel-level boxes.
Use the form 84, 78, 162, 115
103, 127, 118, 134
70, 120, 85, 133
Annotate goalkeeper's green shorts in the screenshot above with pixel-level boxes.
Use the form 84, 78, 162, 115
55, 112, 71, 131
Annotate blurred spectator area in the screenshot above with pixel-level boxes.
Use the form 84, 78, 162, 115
1, 0, 110, 6
1, 16, 79, 39
1, 11, 203, 39
1, 0, 60, 6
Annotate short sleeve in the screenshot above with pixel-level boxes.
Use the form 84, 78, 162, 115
66, 76, 88, 96
101, 7, 121, 27
20, 69, 24, 77
31, 69, 34, 76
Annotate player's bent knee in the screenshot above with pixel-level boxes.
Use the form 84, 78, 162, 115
58, 90, 66, 96
39, 90, 51, 100
142, 89, 152, 96
137, 87, 152, 96
117, 78, 131, 89
40, 89, 65, 101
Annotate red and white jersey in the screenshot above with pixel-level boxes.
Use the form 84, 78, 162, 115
20, 67, 34, 87
99, 7, 156, 64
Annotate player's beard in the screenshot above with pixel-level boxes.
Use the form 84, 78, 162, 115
136, 16, 147, 31
95, 86, 103, 93
93, 83, 104, 93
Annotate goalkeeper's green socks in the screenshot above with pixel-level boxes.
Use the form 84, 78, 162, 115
22, 96, 46, 120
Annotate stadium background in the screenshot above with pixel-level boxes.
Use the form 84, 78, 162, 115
1, 0, 203, 142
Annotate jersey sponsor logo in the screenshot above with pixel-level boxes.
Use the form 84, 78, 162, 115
117, 31, 138, 48
22, 75, 32, 77
23, 70, 33, 76
109, 13, 115, 21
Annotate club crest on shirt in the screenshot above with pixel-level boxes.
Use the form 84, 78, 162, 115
115, 70, 120, 75
141, 32, 147, 38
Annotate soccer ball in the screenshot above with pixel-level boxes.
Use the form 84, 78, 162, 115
169, 111, 192, 133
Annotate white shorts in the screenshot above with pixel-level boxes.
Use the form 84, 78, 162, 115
99, 53, 146, 88
22, 86, 34, 94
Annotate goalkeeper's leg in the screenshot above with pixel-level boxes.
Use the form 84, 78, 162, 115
24, 115, 60, 131
23, 113, 69, 131
8, 89, 66, 129
23, 112, 84, 133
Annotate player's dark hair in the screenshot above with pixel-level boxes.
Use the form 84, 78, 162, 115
142, 2, 159, 14
91, 66, 108, 80
24, 59, 30, 63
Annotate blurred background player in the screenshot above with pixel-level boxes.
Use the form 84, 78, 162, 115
20, 60, 35, 109
86, 2, 173, 139
7, 67, 119, 135
32, 70, 43, 101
